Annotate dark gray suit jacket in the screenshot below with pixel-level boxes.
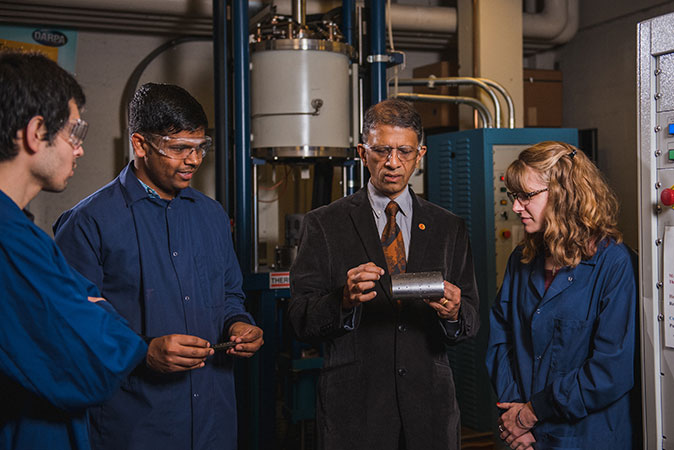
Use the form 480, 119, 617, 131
289, 187, 479, 450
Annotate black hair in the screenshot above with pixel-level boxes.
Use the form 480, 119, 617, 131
128, 83, 207, 136
361, 98, 424, 145
0, 51, 85, 162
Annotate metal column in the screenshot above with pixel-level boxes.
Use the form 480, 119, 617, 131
368, 0, 386, 104
213, 0, 229, 211
233, 0, 252, 271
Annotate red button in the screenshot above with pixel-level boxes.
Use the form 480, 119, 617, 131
662, 188, 674, 206
502, 230, 511, 239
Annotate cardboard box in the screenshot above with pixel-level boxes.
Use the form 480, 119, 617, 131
523, 69, 563, 127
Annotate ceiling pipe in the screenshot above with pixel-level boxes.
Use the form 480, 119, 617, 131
548, 0, 579, 45
521, 0, 568, 40
386, 4, 456, 34
2, 0, 578, 46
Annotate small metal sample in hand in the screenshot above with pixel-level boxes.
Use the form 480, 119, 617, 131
390, 271, 444, 300
211, 341, 237, 352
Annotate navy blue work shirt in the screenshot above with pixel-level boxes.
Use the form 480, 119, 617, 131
486, 241, 637, 449
54, 162, 254, 450
0, 189, 147, 450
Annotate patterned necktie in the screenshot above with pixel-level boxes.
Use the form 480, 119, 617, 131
381, 201, 407, 275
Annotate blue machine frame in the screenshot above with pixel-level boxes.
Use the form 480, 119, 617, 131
426, 128, 578, 431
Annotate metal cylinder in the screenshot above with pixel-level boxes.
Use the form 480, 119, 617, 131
250, 39, 355, 158
390, 271, 444, 300
291, 0, 306, 26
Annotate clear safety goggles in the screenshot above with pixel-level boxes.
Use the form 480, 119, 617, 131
60, 118, 89, 149
146, 134, 212, 160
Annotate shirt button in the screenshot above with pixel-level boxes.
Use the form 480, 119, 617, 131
535, 355, 542, 360
397, 368, 407, 376
172, 251, 178, 257
397, 324, 407, 332
184, 296, 190, 301
568, 276, 573, 282
536, 309, 541, 314
193, 393, 199, 398
167, 206, 171, 210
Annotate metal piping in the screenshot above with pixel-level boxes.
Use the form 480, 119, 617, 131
369, 0, 387, 104
3, 0, 578, 45
477, 78, 515, 129
548, 0, 579, 45
213, 0, 228, 210
291, 0, 306, 26
342, 0, 354, 45
521, 0, 568, 40
393, 77, 501, 128
386, 4, 456, 33
252, 163, 259, 273
233, 0, 252, 272
392, 93, 493, 129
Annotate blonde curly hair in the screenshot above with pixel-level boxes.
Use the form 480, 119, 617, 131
505, 141, 622, 268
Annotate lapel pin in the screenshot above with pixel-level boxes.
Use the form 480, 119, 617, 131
419, 223, 426, 230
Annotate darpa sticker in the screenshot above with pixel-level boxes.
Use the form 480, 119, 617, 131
269, 272, 290, 289
32, 30, 68, 47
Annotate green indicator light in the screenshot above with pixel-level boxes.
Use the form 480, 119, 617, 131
669, 149, 674, 161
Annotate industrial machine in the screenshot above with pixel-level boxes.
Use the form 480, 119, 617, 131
234, 3, 360, 448
638, 10, 674, 450
427, 127, 578, 431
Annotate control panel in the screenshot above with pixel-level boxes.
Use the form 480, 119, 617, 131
638, 11, 674, 449
493, 145, 527, 289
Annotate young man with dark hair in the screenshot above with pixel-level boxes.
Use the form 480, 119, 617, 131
54, 82, 263, 450
0, 52, 147, 450
289, 98, 479, 450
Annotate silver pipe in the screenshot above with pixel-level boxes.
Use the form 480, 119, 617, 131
351, 63, 360, 155
357, 3, 365, 189
291, 0, 306, 26
253, 163, 259, 272
392, 93, 493, 129
393, 77, 501, 128
391, 271, 444, 300
478, 78, 515, 128
342, 166, 348, 197
358, 75, 365, 187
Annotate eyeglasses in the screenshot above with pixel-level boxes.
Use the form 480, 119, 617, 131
362, 144, 420, 162
145, 134, 212, 160
506, 188, 548, 205
59, 118, 88, 149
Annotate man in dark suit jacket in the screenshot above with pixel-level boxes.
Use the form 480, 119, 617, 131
289, 99, 479, 450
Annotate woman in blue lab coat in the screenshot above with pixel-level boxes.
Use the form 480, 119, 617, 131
486, 141, 638, 449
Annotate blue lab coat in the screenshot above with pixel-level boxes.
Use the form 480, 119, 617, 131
0, 190, 147, 450
486, 241, 637, 449
54, 163, 254, 450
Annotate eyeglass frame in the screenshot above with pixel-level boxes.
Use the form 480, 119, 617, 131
143, 133, 212, 160
58, 118, 89, 149
506, 188, 548, 205
360, 143, 422, 162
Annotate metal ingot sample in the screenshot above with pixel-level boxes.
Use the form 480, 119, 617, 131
390, 271, 444, 300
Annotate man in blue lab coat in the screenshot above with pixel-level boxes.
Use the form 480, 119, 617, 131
54, 83, 263, 450
0, 52, 147, 450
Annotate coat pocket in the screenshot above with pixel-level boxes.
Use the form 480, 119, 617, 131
550, 317, 593, 372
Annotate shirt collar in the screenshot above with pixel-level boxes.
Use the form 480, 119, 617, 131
367, 180, 412, 218
119, 161, 197, 204
137, 177, 161, 200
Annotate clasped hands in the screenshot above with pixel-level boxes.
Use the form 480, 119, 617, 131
342, 262, 460, 320
497, 401, 538, 450
146, 321, 264, 373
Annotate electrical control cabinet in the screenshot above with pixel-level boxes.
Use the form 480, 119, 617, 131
427, 128, 578, 431
638, 11, 674, 449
